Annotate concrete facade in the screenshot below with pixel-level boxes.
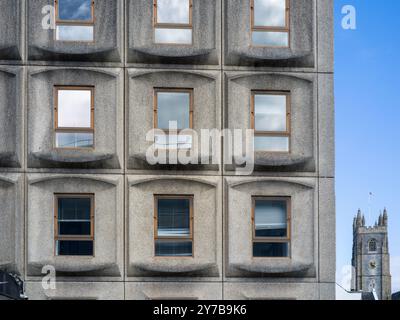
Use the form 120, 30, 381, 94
0, 0, 335, 300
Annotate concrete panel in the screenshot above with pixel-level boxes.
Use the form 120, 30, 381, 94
27, 67, 124, 170
127, 69, 221, 172
317, 0, 334, 73
224, 0, 315, 68
25, 282, 124, 300
126, 282, 222, 300
127, 175, 222, 279
224, 71, 317, 173
0, 0, 24, 61
224, 282, 319, 300
26, 174, 124, 279
0, 66, 23, 168
319, 178, 335, 283
0, 173, 24, 275
127, 0, 221, 66
225, 176, 317, 278
27, 0, 123, 63
318, 73, 335, 177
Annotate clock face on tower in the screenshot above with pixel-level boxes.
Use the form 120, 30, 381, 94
369, 260, 377, 269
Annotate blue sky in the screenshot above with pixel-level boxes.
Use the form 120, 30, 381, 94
335, 0, 400, 294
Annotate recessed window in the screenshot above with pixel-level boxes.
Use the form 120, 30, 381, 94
154, 89, 193, 149
153, 0, 193, 45
55, 86, 94, 149
369, 239, 377, 253
252, 197, 291, 257
55, 194, 94, 256
251, 91, 290, 152
155, 196, 193, 257
55, 0, 95, 42
251, 0, 289, 47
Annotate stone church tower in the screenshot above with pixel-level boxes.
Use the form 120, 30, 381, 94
351, 209, 391, 300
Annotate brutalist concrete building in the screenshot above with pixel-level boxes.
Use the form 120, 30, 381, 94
0, 0, 335, 300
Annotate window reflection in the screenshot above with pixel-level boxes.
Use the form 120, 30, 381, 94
155, 197, 193, 257
252, 31, 288, 47
157, 0, 190, 24
56, 25, 94, 42
254, 0, 286, 27
56, 0, 95, 42
252, 92, 290, 153
253, 197, 290, 258
154, 28, 192, 45
58, 0, 93, 21
55, 87, 94, 149
251, 0, 289, 47
55, 195, 94, 256
154, 0, 193, 45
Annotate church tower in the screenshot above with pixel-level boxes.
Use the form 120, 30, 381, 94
351, 209, 391, 300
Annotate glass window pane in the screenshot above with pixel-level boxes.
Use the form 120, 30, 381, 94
158, 199, 190, 237
157, 91, 190, 130
252, 31, 288, 47
254, 0, 286, 27
58, 0, 93, 21
57, 89, 92, 128
154, 134, 192, 150
155, 241, 193, 257
56, 25, 94, 42
254, 199, 287, 237
59, 221, 91, 236
155, 28, 192, 44
254, 94, 287, 132
157, 0, 190, 24
58, 197, 91, 220
253, 242, 289, 257
56, 132, 94, 148
56, 240, 93, 256
254, 136, 289, 152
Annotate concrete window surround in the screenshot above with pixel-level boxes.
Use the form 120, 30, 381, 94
27, 67, 124, 170
127, 0, 220, 65
225, 71, 317, 173
26, 174, 124, 279
28, 0, 123, 63
225, 0, 315, 68
0, 0, 335, 300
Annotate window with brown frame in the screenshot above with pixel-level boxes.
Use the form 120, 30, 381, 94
54, 86, 95, 149
154, 195, 194, 257
250, 0, 290, 47
55, 0, 95, 42
251, 91, 291, 153
252, 197, 291, 257
54, 194, 95, 256
153, 0, 193, 45
153, 88, 193, 149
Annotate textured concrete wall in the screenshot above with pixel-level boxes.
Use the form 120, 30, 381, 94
0, 67, 23, 168
0, 0, 334, 300
0, 174, 24, 275
0, 0, 24, 61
